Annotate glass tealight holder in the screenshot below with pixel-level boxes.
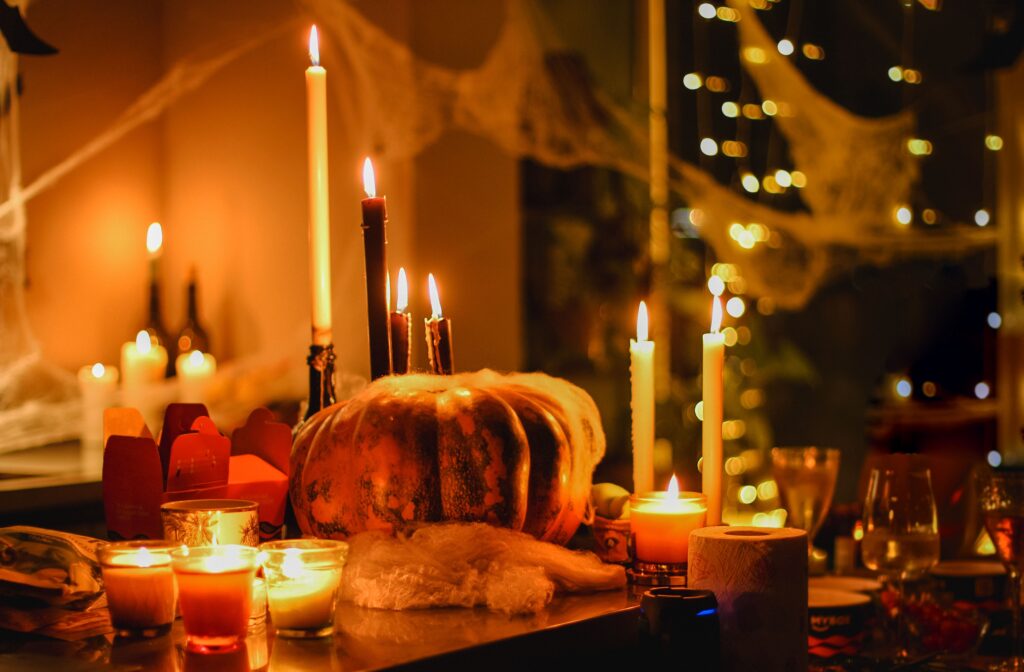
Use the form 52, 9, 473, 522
259, 539, 348, 638
98, 540, 179, 638
170, 545, 259, 653
628, 491, 707, 586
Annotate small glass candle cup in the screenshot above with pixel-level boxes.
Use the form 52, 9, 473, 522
260, 539, 348, 638
171, 545, 259, 653
98, 540, 179, 638
630, 490, 707, 580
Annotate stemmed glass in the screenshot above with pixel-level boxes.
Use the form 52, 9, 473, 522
771, 447, 840, 555
861, 461, 940, 659
979, 470, 1024, 671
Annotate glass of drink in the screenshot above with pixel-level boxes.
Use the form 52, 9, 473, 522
771, 447, 840, 554
979, 470, 1024, 671
861, 460, 940, 659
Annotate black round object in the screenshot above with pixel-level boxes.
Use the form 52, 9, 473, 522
638, 588, 721, 670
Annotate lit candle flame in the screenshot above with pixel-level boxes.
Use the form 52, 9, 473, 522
135, 546, 154, 568
710, 296, 723, 334
91, 362, 105, 378
667, 474, 679, 499
146, 222, 162, 256
362, 157, 376, 198
135, 330, 152, 355
637, 301, 649, 342
397, 267, 409, 313
188, 350, 204, 367
308, 25, 320, 67
282, 548, 304, 579
428, 273, 443, 318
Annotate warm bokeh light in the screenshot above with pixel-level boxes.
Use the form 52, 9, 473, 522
922, 381, 937, 397
975, 382, 991, 400
774, 169, 791, 187
988, 312, 1002, 329
716, 6, 739, 22
802, 43, 825, 60
922, 208, 937, 224
985, 134, 1004, 151
722, 101, 739, 118
700, 138, 718, 156
428, 273, 443, 318
907, 138, 932, 155
362, 157, 376, 198
146, 222, 162, 256
742, 103, 765, 119
975, 209, 990, 227
902, 68, 922, 84
895, 206, 912, 225
895, 377, 912, 398
791, 170, 807, 188
741, 173, 760, 193
136, 330, 152, 355
739, 485, 757, 504
91, 362, 105, 378
761, 99, 778, 116
636, 300, 649, 342
683, 73, 703, 90
705, 76, 728, 92
396, 267, 409, 312
722, 141, 747, 157
726, 296, 746, 318
744, 47, 767, 64
711, 296, 723, 333
777, 39, 794, 56
888, 66, 904, 82
988, 451, 1003, 468
308, 25, 320, 66
697, 2, 716, 19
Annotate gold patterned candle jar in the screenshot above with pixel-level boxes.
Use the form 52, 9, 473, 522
259, 539, 348, 638
161, 499, 259, 547
98, 540, 178, 638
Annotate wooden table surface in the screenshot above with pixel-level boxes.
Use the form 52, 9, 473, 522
0, 589, 641, 671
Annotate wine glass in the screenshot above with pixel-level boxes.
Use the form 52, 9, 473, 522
979, 470, 1024, 671
771, 447, 840, 554
861, 461, 940, 659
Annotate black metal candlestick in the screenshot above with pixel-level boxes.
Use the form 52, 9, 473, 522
304, 343, 336, 421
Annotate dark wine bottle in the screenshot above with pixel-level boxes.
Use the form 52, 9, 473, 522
145, 278, 174, 378
176, 269, 210, 357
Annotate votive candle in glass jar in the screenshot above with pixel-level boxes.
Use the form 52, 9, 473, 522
99, 540, 178, 638
260, 539, 348, 638
630, 478, 707, 575
170, 545, 258, 653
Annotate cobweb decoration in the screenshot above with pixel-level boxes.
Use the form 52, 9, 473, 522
0, 0, 1000, 450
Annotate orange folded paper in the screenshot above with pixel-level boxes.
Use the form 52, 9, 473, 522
102, 406, 290, 541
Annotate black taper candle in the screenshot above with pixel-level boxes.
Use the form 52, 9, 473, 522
360, 158, 392, 380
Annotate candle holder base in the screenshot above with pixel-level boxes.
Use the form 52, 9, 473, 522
627, 561, 688, 587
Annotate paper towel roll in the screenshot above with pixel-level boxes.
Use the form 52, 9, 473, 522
688, 526, 808, 672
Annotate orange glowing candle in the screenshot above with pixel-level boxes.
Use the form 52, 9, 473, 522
630, 476, 707, 564
306, 26, 332, 346
702, 297, 725, 525
171, 546, 258, 653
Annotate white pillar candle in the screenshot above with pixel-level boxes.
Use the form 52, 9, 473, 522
306, 25, 332, 346
120, 330, 167, 386
702, 297, 725, 526
77, 362, 118, 444
630, 301, 655, 495
176, 349, 216, 403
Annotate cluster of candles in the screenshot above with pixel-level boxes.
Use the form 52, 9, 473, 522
77, 222, 216, 439
627, 297, 725, 573
99, 516, 346, 651
304, 27, 453, 380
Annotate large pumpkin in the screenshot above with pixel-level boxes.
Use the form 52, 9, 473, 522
290, 370, 605, 545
